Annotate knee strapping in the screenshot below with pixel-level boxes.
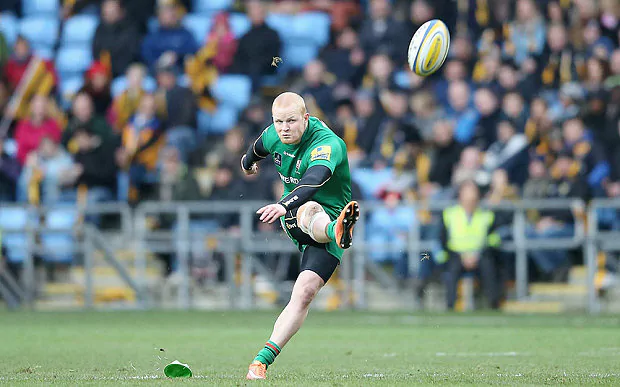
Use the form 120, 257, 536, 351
298, 204, 324, 238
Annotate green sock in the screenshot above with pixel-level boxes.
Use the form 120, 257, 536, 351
254, 340, 281, 367
326, 220, 337, 241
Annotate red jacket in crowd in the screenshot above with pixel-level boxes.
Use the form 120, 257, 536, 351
14, 118, 62, 165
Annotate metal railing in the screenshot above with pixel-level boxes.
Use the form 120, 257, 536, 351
2, 198, 612, 313
0, 202, 134, 307
132, 198, 592, 311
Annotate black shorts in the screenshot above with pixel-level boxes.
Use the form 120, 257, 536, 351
283, 208, 339, 283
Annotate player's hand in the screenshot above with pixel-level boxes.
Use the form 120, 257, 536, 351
257, 203, 286, 224
241, 155, 258, 176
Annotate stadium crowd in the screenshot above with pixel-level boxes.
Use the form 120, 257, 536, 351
0, 0, 619, 306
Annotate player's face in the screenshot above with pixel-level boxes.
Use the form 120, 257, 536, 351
272, 107, 309, 145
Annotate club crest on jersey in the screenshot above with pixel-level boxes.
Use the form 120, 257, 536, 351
274, 152, 282, 166
295, 159, 302, 173
310, 145, 331, 161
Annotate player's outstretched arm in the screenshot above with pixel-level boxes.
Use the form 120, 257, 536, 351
257, 165, 332, 224
241, 132, 269, 175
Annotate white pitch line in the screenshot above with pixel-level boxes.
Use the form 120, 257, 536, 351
436, 351, 524, 357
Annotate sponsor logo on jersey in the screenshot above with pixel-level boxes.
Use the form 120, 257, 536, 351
285, 222, 297, 230
282, 195, 299, 207
284, 151, 296, 158
295, 160, 302, 173
310, 145, 331, 161
274, 152, 282, 166
278, 172, 300, 185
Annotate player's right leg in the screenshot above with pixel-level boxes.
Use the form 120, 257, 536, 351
297, 201, 360, 249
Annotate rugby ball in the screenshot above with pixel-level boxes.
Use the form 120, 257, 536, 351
408, 19, 451, 77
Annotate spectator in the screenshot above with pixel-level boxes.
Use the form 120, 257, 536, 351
79, 61, 113, 117
446, 80, 479, 144
501, 91, 528, 132
17, 137, 73, 204
155, 58, 196, 158
540, 23, 580, 90
0, 136, 20, 202
69, 126, 118, 203
63, 92, 115, 149
351, 89, 385, 159
472, 87, 501, 148
109, 63, 148, 132
452, 146, 491, 189
231, 0, 282, 90
367, 189, 416, 280
116, 94, 165, 201
548, 82, 585, 124
408, 93, 441, 143
359, 0, 409, 64
364, 53, 395, 95
503, 0, 546, 65
238, 98, 270, 138
141, 0, 198, 73
206, 12, 238, 74
439, 180, 502, 309
482, 119, 529, 185
320, 27, 366, 88
92, 0, 141, 78
368, 90, 420, 165
300, 60, 334, 117
562, 117, 609, 194
524, 151, 586, 281
14, 95, 62, 165
426, 120, 462, 193
3, 36, 57, 92
158, 146, 202, 202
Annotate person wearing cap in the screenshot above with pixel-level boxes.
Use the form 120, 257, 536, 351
141, 0, 198, 73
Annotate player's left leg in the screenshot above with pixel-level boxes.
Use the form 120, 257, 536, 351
247, 246, 339, 380
297, 201, 360, 249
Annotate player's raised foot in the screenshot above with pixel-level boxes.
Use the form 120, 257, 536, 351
335, 201, 360, 249
246, 361, 267, 380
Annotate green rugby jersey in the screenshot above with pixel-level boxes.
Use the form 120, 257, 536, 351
262, 116, 352, 222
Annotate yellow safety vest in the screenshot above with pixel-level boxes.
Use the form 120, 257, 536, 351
443, 205, 499, 253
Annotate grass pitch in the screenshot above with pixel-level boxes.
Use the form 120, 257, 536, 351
0, 310, 619, 385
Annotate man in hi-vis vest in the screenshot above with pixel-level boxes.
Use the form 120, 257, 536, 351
438, 180, 502, 309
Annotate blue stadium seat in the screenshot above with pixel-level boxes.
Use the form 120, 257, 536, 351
23, 0, 60, 17
265, 13, 292, 42
193, 0, 233, 14
41, 208, 77, 264
294, 12, 330, 47
210, 75, 251, 111
197, 105, 238, 136
19, 16, 59, 48
32, 46, 54, 60
110, 75, 157, 97
59, 77, 84, 109
229, 13, 251, 38
282, 44, 319, 70
0, 207, 31, 264
55, 47, 92, 79
0, 13, 19, 46
182, 14, 211, 45
61, 15, 99, 47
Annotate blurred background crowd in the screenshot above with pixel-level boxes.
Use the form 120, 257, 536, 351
0, 0, 619, 296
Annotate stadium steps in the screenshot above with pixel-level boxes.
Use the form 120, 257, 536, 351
502, 300, 564, 314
